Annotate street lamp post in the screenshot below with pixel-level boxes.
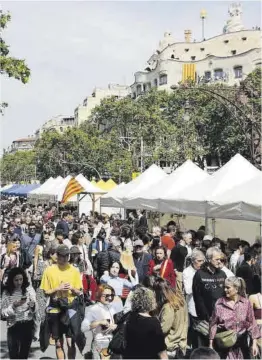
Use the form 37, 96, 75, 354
200, 9, 207, 41
170, 84, 260, 168
61, 161, 102, 180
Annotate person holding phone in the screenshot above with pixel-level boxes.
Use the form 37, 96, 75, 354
81, 284, 117, 359
40, 244, 82, 360
1, 267, 37, 359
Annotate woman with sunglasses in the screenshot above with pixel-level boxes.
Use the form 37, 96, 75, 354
218, 253, 234, 278
81, 284, 117, 359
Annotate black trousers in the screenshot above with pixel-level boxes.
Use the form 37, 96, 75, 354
7, 320, 34, 359
188, 314, 199, 350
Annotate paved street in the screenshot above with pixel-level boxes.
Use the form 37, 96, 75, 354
0, 321, 86, 359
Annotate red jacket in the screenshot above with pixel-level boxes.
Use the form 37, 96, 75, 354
148, 259, 176, 288
82, 274, 97, 301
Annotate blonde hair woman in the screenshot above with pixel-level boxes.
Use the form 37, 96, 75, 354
1, 241, 19, 283
210, 276, 260, 359
153, 277, 188, 358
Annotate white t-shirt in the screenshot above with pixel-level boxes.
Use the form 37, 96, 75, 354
81, 302, 116, 350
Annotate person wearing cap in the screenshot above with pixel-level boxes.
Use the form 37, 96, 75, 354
40, 244, 82, 359
69, 246, 85, 273
133, 239, 152, 283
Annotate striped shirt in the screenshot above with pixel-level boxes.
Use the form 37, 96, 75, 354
1, 286, 36, 328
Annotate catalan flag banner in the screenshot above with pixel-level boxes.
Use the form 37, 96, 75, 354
182, 64, 196, 83
61, 178, 84, 204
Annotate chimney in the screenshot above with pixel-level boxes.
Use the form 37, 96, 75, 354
184, 30, 192, 43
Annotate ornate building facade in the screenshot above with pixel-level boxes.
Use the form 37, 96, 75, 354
130, 3, 261, 98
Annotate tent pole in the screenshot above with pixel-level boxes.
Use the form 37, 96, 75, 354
205, 202, 208, 234
212, 218, 216, 237
205, 216, 208, 235
77, 193, 80, 217
92, 194, 95, 215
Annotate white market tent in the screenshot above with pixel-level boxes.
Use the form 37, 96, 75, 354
99, 165, 167, 209
167, 153, 261, 219
67, 174, 106, 202
120, 165, 168, 208
37, 176, 64, 201
126, 160, 209, 211
208, 172, 262, 221
100, 182, 126, 207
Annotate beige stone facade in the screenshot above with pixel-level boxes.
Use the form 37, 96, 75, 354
75, 84, 131, 126
130, 4, 261, 97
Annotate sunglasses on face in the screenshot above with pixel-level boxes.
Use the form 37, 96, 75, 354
101, 294, 114, 300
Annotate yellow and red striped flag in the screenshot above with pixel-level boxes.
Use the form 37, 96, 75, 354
61, 178, 84, 204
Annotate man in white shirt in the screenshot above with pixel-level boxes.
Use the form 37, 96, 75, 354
229, 240, 246, 274
183, 249, 205, 349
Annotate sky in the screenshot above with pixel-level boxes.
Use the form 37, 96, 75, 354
1, 0, 261, 150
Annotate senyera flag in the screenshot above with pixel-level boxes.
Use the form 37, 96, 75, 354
61, 178, 84, 204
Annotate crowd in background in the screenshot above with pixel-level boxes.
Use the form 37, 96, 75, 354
0, 197, 261, 360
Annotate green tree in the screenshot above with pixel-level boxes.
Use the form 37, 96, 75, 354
0, 150, 36, 183
0, 10, 30, 113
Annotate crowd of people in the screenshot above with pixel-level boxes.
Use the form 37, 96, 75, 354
0, 197, 261, 360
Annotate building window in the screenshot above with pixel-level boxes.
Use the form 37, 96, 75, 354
154, 78, 158, 87
234, 66, 243, 79
200, 48, 205, 51
132, 93, 136, 99
231, 50, 237, 55
143, 84, 146, 92
137, 84, 142, 95
204, 71, 211, 81
242, 37, 247, 41
185, 48, 189, 52
171, 54, 175, 59
159, 74, 167, 85
191, 56, 196, 60
214, 68, 224, 80
224, 40, 229, 44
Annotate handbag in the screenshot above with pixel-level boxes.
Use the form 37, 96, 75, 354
214, 329, 237, 349
193, 320, 209, 337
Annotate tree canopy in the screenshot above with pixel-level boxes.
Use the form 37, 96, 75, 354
0, 10, 31, 113
2, 69, 260, 183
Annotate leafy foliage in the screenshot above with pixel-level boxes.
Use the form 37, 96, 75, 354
3, 69, 260, 183
0, 10, 31, 113
0, 150, 36, 183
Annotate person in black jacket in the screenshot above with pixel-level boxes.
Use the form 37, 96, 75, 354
56, 212, 70, 238
170, 232, 192, 293
236, 249, 257, 295
96, 237, 121, 279
192, 247, 226, 347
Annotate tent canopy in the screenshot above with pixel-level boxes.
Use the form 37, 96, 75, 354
1, 184, 20, 195
118, 165, 167, 208
29, 177, 54, 195
100, 182, 126, 207
125, 160, 209, 211
208, 172, 262, 221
